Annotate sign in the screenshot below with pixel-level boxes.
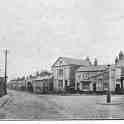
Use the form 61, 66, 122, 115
77, 72, 89, 81
83, 73, 89, 80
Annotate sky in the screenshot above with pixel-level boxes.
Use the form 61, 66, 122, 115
0, 0, 123, 79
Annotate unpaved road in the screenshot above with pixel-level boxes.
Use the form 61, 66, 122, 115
1, 89, 124, 120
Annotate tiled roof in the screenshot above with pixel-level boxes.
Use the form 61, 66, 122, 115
77, 65, 108, 72
52, 57, 90, 67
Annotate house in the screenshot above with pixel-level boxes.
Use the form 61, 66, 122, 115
51, 57, 90, 92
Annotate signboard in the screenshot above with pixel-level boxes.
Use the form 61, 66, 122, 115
83, 73, 89, 80
77, 72, 89, 81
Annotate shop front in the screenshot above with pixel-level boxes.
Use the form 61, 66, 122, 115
75, 65, 109, 93
80, 81, 91, 92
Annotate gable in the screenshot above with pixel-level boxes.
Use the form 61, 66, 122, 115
52, 57, 67, 67
52, 57, 90, 68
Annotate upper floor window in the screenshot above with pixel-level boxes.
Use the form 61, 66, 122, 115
58, 69, 63, 76
58, 80, 63, 88
59, 60, 63, 66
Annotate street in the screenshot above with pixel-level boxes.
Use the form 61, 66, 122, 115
1, 90, 124, 120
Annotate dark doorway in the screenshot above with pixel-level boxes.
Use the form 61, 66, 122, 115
121, 78, 124, 88
93, 83, 96, 92
65, 80, 67, 88
27, 82, 33, 92
116, 84, 120, 92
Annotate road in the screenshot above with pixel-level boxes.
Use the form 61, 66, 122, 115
1, 89, 124, 120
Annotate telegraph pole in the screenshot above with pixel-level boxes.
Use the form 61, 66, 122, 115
106, 64, 111, 103
4, 49, 8, 95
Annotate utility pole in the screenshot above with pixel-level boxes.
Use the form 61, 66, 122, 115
106, 64, 111, 103
4, 49, 8, 95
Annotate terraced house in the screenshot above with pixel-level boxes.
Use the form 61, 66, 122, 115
52, 57, 90, 92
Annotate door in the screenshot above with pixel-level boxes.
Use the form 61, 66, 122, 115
116, 84, 120, 92
93, 83, 96, 92
27, 82, 33, 92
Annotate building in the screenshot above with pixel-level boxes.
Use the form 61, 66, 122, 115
7, 79, 27, 91
8, 75, 53, 94
31, 75, 53, 94
52, 57, 90, 92
75, 65, 108, 93
75, 64, 123, 93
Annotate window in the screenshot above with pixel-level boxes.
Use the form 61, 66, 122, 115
97, 79, 103, 91
82, 82, 90, 90
104, 82, 108, 90
58, 69, 63, 76
58, 80, 63, 88
65, 80, 68, 86
83, 84, 89, 89
77, 82, 80, 90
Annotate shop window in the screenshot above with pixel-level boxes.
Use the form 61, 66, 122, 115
82, 83, 89, 90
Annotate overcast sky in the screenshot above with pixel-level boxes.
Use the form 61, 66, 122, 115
0, 0, 123, 79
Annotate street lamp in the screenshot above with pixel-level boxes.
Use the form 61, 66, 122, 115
106, 64, 111, 103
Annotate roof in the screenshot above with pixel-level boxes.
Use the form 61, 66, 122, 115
90, 71, 109, 79
77, 65, 108, 72
118, 60, 124, 66
32, 75, 53, 81
52, 57, 90, 67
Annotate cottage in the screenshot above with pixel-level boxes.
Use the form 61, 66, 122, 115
52, 57, 90, 92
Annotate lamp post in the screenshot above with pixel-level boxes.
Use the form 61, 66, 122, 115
106, 64, 111, 103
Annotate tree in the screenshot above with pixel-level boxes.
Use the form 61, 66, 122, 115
85, 56, 92, 65
35, 71, 40, 77
16, 77, 20, 81
119, 50, 124, 60
39, 70, 51, 77
115, 56, 119, 65
94, 58, 98, 66
86, 56, 90, 61
29, 74, 33, 78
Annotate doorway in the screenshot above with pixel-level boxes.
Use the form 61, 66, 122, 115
93, 83, 96, 92
27, 82, 33, 92
116, 84, 121, 92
